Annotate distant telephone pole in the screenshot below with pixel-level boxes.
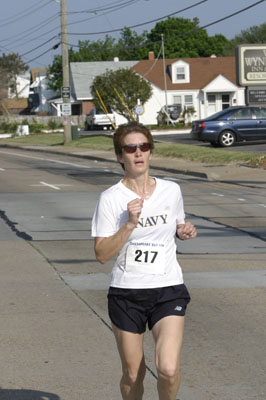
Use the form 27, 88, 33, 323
161, 34, 169, 125
60, 0, 71, 143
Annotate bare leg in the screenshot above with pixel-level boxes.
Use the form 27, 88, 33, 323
152, 316, 185, 400
112, 323, 146, 400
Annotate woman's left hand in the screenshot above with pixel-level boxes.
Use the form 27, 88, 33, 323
177, 221, 197, 240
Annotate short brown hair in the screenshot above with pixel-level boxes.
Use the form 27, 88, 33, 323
113, 122, 154, 156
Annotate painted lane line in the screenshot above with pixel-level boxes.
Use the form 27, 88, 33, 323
0, 168, 5, 171
31, 183, 72, 188
238, 198, 246, 201
39, 181, 61, 190
211, 192, 224, 197
259, 204, 266, 208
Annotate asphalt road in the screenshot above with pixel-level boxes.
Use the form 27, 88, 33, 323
154, 133, 266, 153
0, 148, 266, 400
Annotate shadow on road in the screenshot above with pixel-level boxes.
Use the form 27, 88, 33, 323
0, 389, 60, 400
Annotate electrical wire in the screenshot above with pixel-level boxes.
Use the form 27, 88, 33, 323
0, 0, 54, 29
66, 0, 266, 51
68, 0, 140, 14
67, 0, 208, 35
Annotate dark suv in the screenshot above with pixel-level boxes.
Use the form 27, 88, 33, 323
191, 106, 266, 147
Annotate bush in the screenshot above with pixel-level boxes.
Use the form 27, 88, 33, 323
0, 121, 18, 133
29, 123, 47, 133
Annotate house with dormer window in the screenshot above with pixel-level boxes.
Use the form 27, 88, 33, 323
29, 54, 245, 126
132, 53, 245, 125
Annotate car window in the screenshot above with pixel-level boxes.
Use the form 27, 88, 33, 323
228, 108, 253, 120
252, 107, 266, 119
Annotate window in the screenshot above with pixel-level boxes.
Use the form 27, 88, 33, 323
176, 67, 185, 80
184, 95, 193, 108
171, 61, 190, 83
228, 108, 253, 120
173, 95, 182, 104
222, 94, 230, 110
253, 107, 266, 118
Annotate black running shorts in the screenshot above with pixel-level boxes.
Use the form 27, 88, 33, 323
108, 284, 191, 334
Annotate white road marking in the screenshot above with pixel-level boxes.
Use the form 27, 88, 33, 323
0, 168, 5, 171
211, 192, 224, 197
31, 182, 72, 190
165, 177, 180, 182
259, 204, 266, 208
238, 198, 246, 201
0, 150, 93, 169
39, 181, 61, 190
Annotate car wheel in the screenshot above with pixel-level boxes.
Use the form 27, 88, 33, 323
218, 131, 236, 147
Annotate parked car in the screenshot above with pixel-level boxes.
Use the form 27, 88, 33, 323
190, 106, 266, 147
157, 104, 184, 126
86, 108, 115, 130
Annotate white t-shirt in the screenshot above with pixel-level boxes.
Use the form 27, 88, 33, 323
91, 177, 186, 289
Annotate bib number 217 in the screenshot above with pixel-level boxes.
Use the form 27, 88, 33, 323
134, 250, 158, 264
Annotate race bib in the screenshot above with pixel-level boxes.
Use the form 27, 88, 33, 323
125, 241, 166, 275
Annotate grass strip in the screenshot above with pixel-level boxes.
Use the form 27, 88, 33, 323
1, 133, 265, 166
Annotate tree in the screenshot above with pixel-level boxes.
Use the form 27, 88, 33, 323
90, 68, 152, 120
0, 53, 28, 98
116, 28, 149, 60
224, 22, 266, 55
147, 17, 228, 58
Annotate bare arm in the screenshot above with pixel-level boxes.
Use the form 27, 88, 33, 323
94, 198, 143, 264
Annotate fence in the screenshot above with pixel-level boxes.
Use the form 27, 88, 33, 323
0, 115, 86, 127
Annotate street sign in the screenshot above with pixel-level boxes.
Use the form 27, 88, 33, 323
61, 103, 72, 116
135, 104, 144, 115
61, 86, 71, 99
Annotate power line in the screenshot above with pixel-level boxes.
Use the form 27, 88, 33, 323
66, 0, 266, 51
65, 0, 142, 29
68, 0, 140, 14
67, 0, 208, 35
0, 0, 54, 29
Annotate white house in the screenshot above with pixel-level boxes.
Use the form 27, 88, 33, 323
28, 68, 57, 114
27, 55, 246, 125
132, 53, 246, 125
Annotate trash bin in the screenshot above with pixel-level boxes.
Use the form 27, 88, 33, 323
71, 125, 79, 140
16, 125, 29, 136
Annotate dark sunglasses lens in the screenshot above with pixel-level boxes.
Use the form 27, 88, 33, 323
140, 143, 151, 152
123, 143, 151, 153
123, 145, 137, 153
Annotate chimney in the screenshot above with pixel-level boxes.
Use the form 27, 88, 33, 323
148, 51, 155, 61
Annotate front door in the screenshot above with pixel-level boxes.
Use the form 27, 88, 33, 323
207, 94, 216, 116
207, 93, 232, 117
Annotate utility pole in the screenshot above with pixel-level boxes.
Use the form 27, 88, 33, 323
161, 34, 169, 125
60, 0, 71, 143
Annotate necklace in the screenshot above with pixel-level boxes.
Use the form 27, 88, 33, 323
123, 178, 155, 199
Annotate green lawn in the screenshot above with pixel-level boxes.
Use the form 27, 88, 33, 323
1, 132, 265, 166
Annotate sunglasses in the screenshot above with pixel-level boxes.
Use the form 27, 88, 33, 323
122, 142, 152, 154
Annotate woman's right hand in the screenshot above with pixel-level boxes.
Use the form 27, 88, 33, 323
127, 198, 144, 227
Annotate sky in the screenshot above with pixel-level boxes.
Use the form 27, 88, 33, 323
1, 0, 266, 70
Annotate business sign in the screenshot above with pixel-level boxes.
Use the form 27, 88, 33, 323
61, 86, 71, 99
236, 44, 266, 86
247, 87, 266, 104
61, 103, 72, 116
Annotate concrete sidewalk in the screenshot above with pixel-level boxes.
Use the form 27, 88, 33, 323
0, 235, 160, 400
